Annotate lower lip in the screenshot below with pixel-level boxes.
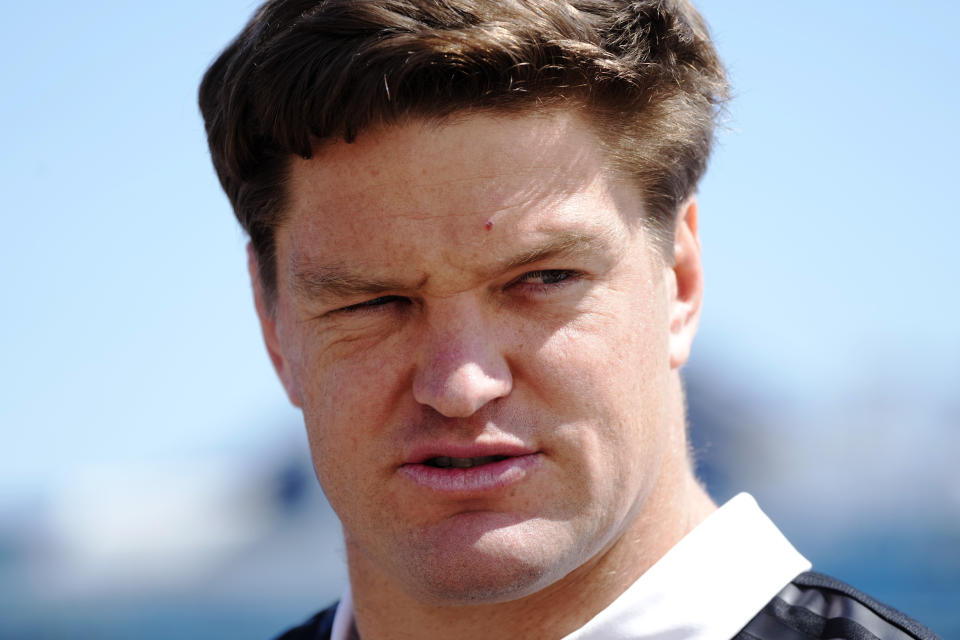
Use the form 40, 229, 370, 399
399, 454, 540, 493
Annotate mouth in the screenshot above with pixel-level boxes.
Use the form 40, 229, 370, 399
422, 455, 510, 469
400, 451, 540, 493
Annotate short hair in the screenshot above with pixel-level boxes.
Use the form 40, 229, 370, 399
199, 0, 728, 304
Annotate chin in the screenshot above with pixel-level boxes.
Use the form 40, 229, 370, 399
402, 517, 583, 606
410, 553, 564, 607
414, 563, 548, 606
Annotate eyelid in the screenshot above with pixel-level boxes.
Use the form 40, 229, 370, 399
513, 269, 580, 287
328, 269, 580, 313
521, 268, 573, 278
335, 294, 405, 314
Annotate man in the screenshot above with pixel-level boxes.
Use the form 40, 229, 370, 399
199, 1, 940, 638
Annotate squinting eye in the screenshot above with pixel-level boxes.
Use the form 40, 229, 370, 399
339, 295, 406, 313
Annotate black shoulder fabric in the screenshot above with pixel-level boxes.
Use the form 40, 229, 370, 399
273, 603, 338, 640
790, 573, 940, 640
734, 572, 942, 640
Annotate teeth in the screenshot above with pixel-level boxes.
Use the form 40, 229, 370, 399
427, 455, 508, 469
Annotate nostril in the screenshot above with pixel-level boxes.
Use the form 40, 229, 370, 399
412, 359, 513, 418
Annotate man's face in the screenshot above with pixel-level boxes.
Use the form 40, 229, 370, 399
257, 111, 701, 604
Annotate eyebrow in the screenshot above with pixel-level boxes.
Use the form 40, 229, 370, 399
494, 230, 610, 275
290, 230, 611, 304
290, 264, 412, 303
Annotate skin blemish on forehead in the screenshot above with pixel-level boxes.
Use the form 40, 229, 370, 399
485, 219, 494, 231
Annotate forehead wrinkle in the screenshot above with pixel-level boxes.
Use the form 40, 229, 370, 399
375, 166, 570, 192
292, 138, 601, 217
392, 174, 608, 233
306, 171, 592, 228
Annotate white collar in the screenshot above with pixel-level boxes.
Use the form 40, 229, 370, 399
331, 493, 810, 640
330, 581, 357, 640
559, 493, 810, 639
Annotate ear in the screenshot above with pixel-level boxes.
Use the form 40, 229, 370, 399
667, 197, 703, 370
248, 244, 303, 407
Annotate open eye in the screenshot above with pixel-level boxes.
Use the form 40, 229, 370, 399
515, 269, 578, 287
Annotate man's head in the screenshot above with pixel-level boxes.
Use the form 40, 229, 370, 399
200, 0, 727, 622
199, 0, 726, 310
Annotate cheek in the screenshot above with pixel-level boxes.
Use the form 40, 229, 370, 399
528, 286, 670, 414
524, 289, 671, 497
293, 321, 411, 413
292, 337, 412, 489
298, 360, 406, 532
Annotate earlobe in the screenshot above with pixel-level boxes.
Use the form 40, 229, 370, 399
247, 244, 304, 407
667, 197, 703, 370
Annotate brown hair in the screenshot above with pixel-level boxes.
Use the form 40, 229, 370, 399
199, 0, 728, 303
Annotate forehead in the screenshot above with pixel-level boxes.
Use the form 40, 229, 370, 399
291, 112, 612, 207
279, 111, 645, 282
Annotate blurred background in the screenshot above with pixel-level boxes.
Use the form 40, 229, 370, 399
1, 1, 957, 637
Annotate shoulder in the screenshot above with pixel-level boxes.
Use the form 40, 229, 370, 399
273, 603, 338, 640
734, 571, 941, 640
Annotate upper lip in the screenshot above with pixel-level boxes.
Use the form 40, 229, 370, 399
404, 441, 538, 465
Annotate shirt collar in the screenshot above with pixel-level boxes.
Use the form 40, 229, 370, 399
330, 582, 357, 640
330, 493, 810, 640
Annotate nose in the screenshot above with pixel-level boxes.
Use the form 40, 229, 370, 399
411, 308, 513, 418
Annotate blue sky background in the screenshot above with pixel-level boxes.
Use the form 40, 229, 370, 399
1, 2, 958, 636
1, 0, 958, 573
696, 1, 960, 400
